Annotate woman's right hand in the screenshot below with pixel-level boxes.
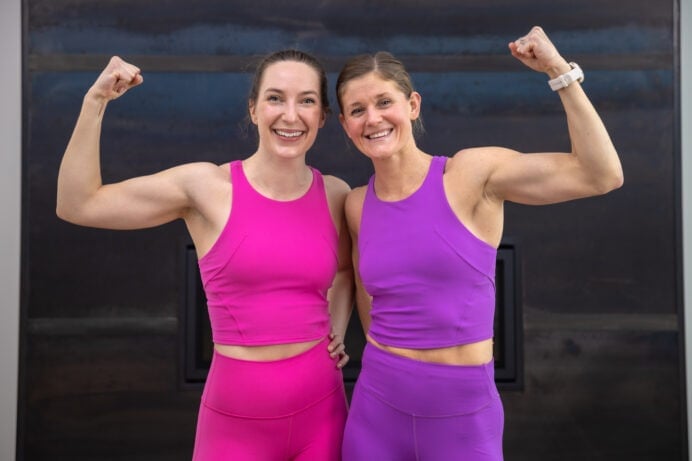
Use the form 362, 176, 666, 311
87, 56, 143, 102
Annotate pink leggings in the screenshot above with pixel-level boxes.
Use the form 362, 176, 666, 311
192, 337, 348, 461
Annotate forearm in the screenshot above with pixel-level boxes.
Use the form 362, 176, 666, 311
56, 93, 109, 221
327, 268, 354, 338
557, 80, 623, 192
508, 27, 623, 196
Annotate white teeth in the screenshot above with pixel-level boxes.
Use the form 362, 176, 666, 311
276, 130, 302, 138
367, 129, 390, 139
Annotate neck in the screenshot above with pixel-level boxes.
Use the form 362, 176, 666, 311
371, 148, 432, 201
243, 152, 312, 200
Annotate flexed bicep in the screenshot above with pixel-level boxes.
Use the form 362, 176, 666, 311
56, 56, 197, 230
493, 27, 623, 204
485, 147, 605, 205
58, 161, 218, 230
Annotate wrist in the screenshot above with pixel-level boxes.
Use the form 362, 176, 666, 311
547, 62, 584, 92
84, 87, 110, 105
81, 91, 108, 117
83, 90, 110, 114
545, 61, 572, 79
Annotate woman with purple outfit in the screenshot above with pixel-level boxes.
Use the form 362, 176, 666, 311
336, 26, 623, 460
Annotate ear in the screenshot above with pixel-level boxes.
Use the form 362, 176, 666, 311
409, 91, 421, 120
248, 100, 258, 125
319, 110, 326, 129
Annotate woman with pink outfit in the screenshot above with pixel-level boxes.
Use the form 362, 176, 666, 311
57, 50, 352, 461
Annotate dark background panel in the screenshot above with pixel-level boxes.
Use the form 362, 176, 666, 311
26, 0, 672, 56
21, 0, 683, 459
504, 328, 681, 460
24, 333, 198, 460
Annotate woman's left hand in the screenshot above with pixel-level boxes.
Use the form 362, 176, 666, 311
508, 25, 570, 77
328, 332, 350, 368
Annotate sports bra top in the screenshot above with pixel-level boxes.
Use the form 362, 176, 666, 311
359, 155, 497, 349
198, 160, 338, 346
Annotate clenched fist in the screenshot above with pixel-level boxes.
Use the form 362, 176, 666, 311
87, 56, 143, 102
508, 26, 571, 78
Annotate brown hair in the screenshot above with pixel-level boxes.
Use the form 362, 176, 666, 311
248, 49, 330, 116
336, 51, 424, 135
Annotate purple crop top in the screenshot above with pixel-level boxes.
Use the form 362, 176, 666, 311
359, 156, 497, 349
197, 161, 338, 346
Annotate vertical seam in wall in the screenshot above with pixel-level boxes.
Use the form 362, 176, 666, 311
680, 0, 691, 458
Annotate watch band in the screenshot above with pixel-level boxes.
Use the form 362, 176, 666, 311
548, 62, 584, 91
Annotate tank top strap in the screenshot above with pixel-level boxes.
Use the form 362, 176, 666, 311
229, 160, 248, 193
308, 166, 326, 198
414, 155, 447, 203
365, 171, 376, 195
361, 172, 379, 217
426, 155, 447, 186
430, 155, 448, 175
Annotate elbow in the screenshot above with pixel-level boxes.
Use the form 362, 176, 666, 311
56, 186, 92, 224
56, 203, 75, 224
55, 199, 68, 221
612, 170, 624, 191
602, 150, 625, 193
56, 199, 85, 225
56, 189, 71, 222
593, 168, 624, 195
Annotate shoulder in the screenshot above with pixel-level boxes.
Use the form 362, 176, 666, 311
170, 161, 229, 179
346, 185, 367, 202
323, 174, 351, 196
323, 174, 351, 211
447, 147, 519, 177
171, 161, 230, 199
449, 146, 515, 165
344, 186, 367, 235
319, 175, 351, 230
345, 186, 367, 216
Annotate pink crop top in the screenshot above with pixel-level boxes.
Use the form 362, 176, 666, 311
358, 156, 497, 349
197, 161, 338, 346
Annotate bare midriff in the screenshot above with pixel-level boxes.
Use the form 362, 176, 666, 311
367, 334, 493, 366
214, 338, 323, 361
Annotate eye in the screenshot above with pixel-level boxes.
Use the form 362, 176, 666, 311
349, 107, 364, 117
302, 97, 317, 105
378, 98, 392, 107
267, 94, 281, 102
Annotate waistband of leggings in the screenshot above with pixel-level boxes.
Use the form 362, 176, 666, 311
357, 342, 498, 417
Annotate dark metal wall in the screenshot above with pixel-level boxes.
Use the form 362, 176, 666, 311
22, 1, 681, 460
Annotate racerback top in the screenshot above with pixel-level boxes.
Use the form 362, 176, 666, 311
197, 160, 338, 346
359, 155, 497, 349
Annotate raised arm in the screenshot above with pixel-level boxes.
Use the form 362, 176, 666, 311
483, 26, 623, 205
56, 56, 195, 229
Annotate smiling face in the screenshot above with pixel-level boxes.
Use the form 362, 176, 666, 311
249, 60, 326, 160
338, 72, 421, 161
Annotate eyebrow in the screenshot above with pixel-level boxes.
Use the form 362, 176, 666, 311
263, 88, 320, 97
346, 92, 392, 109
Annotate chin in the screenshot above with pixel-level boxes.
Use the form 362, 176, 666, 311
274, 148, 310, 160
360, 148, 395, 160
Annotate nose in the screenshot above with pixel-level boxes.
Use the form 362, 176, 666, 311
365, 108, 381, 125
282, 102, 298, 123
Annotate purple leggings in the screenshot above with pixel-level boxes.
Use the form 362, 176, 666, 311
343, 343, 504, 461
193, 337, 348, 461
